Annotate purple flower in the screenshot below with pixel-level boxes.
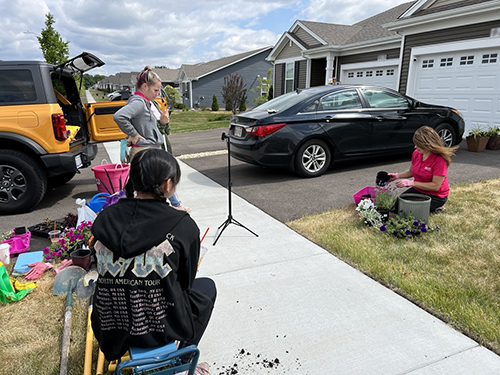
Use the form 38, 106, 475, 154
380, 225, 387, 232
43, 247, 50, 254
413, 221, 419, 226
421, 227, 427, 233
435, 226, 440, 231
405, 230, 412, 236
46, 255, 52, 261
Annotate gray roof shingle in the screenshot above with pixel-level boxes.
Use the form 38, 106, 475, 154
181, 46, 272, 80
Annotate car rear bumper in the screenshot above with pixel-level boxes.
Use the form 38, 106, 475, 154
229, 139, 294, 168
41, 143, 97, 176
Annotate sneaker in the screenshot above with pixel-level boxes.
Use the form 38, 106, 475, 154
172, 203, 191, 213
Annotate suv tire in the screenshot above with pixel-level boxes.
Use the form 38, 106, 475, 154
0, 150, 47, 215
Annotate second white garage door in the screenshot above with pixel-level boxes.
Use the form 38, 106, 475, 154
408, 45, 500, 134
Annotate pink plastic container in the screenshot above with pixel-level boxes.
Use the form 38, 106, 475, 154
2, 230, 31, 256
91, 163, 129, 194
353, 186, 378, 205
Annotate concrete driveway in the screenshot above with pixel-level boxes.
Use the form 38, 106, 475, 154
170, 128, 500, 222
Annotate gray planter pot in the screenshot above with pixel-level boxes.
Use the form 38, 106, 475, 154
398, 193, 431, 222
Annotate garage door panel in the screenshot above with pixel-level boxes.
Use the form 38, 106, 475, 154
412, 47, 500, 133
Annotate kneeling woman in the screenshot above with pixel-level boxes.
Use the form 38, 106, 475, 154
91, 148, 216, 361
389, 126, 458, 212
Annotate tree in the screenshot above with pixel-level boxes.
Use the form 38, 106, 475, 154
211, 94, 219, 111
251, 68, 273, 106
37, 13, 69, 65
221, 73, 247, 114
161, 85, 181, 108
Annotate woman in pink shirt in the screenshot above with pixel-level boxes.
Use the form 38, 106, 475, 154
388, 126, 458, 212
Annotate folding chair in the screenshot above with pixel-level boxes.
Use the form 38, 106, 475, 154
111, 342, 200, 375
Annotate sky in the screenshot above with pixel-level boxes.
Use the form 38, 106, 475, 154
0, 0, 410, 76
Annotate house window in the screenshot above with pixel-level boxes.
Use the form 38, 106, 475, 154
285, 62, 294, 93
386, 69, 394, 76
422, 59, 434, 68
460, 56, 474, 65
440, 57, 453, 67
357, 72, 363, 78
348, 72, 354, 78
366, 71, 373, 77
376, 70, 383, 76
482, 53, 498, 64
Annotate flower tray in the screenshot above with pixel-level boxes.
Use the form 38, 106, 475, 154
28, 221, 63, 238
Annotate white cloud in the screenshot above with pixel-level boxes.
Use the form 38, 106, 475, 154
0, 0, 409, 75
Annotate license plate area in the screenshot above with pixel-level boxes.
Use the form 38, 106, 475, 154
234, 126, 243, 138
75, 154, 83, 169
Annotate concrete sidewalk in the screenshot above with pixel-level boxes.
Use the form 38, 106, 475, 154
103, 141, 500, 374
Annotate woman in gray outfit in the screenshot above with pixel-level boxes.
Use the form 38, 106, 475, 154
114, 67, 190, 211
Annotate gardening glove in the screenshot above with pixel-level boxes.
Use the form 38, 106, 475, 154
388, 173, 399, 182
396, 179, 414, 188
25, 262, 53, 280
54, 259, 73, 274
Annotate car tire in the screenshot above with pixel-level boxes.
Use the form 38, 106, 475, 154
48, 171, 77, 188
0, 150, 47, 215
294, 139, 331, 178
435, 123, 456, 147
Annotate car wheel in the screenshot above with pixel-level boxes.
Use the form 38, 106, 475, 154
295, 139, 331, 178
0, 150, 47, 215
48, 171, 77, 188
435, 123, 456, 147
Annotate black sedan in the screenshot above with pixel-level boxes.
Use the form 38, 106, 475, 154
228, 85, 465, 177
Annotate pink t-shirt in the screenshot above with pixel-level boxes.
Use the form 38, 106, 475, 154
411, 149, 449, 198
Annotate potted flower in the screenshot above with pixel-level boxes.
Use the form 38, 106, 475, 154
374, 186, 397, 220
486, 125, 500, 150
356, 199, 384, 227
379, 214, 440, 239
466, 124, 490, 152
43, 221, 93, 261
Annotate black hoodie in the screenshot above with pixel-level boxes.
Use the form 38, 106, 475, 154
90, 198, 213, 360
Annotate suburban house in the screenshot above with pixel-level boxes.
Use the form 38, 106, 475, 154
97, 68, 179, 92
267, 0, 500, 133
178, 47, 273, 109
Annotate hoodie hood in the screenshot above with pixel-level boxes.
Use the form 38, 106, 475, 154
92, 198, 187, 258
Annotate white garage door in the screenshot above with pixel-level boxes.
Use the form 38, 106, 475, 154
411, 47, 500, 133
341, 65, 399, 89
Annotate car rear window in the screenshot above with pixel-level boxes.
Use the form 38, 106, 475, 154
255, 89, 318, 112
0, 70, 37, 103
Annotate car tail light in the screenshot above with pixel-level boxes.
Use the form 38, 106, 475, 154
52, 114, 68, 141
246, 123, 286, 137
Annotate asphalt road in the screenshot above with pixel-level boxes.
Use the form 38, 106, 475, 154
1, 129, 499, 238
170, 128, 500, 222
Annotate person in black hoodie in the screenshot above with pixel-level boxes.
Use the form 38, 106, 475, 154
91, 148, 216, 363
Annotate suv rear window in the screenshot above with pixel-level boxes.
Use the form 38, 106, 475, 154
0, 70, 37, 103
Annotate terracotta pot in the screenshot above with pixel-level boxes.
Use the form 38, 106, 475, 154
486, 135, 500, 150
466, 136, 490, 152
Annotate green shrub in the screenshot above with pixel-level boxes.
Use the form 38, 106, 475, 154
211, 94, 219, 111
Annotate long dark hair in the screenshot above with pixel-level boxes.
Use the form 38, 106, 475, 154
125, 148, 181, 202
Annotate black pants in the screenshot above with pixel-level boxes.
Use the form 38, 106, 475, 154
182, 277, 217, 347
401, 187, 447, 212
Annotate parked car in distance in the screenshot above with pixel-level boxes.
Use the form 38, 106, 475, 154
228, 85, 465, 178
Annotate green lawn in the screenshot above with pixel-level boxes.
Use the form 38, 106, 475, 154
289, 178, 500, 354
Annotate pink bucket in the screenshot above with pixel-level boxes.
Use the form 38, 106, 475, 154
91, 163, 130, 194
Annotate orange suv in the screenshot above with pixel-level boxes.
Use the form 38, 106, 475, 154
0, 52, 167, 214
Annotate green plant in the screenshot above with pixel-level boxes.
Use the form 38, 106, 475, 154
43, 221, 92, 261
379, 214, 440, 238
356, 199, 384, 227
467, 124, 488, 139
0, 230, 13, 242
162, 85, 181, 108
374, 186, 397, 210
211, 94, 219, 111
486, 125, 500, 137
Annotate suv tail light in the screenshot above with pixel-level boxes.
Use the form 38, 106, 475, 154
246, 123, 286, 137
52, 114, 68, 141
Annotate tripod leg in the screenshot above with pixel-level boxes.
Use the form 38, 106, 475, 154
213, 218, 231, 246
230, 218, 259, 238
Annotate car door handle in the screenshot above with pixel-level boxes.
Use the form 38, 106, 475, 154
323, 116, 333, 122
375, 116, 386, 121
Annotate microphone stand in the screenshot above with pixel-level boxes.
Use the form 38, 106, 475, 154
213, 132, 258, 245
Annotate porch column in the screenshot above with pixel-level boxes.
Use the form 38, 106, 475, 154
325, 52, 335, 85
189, 81, 193, 109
